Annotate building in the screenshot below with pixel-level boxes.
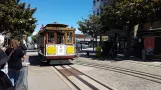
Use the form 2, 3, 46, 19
93, 0, 113, 15
93, 0, 114, 38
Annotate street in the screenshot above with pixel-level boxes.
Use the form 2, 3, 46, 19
27, 51, 161, 90
1, 0, 161, 90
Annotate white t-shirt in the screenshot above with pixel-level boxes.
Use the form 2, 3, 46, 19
23, 40, 27, 47
0, 35, 4, 48
1, 63, 8, 74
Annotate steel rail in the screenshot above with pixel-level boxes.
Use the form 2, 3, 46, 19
55, 65, 116, 90
54, 66, 80, 90
122, 60, 161, 68
61, 66, 99, 90
76, 61, 161, 84
68, 65, 117, 90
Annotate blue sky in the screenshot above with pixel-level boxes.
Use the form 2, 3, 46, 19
21, 0, 93, 35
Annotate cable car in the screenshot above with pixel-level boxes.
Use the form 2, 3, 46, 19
37, 23, 76, 64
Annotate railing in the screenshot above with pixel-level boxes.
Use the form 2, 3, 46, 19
15, 66, 28, 90
15, 58, 29, 90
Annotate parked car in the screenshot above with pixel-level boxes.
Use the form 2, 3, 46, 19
76, 43, 89, 49
34, 44, 37, 49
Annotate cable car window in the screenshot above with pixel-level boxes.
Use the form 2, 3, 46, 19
57, 31, 64, 44
66, 31, 73, 43
48, 32, 54, 43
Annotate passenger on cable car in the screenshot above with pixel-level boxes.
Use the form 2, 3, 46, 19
48, 33, 54, 43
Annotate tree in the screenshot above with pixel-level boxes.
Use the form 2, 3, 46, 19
31, 34, 38, 43
101, 0, 161, 58
78, 14, 104, 49
0, 0, 37, 37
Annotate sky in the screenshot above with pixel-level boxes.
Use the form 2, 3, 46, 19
21, 0, 93, 35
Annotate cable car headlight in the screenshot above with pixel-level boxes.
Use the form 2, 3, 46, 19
66, 46, 74, 54
46, 45, 56, 55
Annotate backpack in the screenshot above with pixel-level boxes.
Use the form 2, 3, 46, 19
0, 71, 14, 90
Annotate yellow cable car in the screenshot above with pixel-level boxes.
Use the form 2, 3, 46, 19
37, 23, 76, 64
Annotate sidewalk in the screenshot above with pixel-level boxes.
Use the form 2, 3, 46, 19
28, 66, 71, 90
27, 52, 71, 90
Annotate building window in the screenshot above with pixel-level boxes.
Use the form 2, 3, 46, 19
97, 12, 99, 15
93, 0, 95, 5
93, 10, 95, 15
97, 8, 99, 14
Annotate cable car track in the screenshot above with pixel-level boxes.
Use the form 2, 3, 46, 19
76, 61, 161, 84
54, 65, 118, 90
121, 60, 161, 68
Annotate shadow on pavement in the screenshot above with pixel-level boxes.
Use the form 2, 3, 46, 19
29, 55, 73, 67
29, 56, 51, 66
29, 56, 42, 66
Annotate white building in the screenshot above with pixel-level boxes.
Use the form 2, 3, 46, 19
93, 0, 113, 15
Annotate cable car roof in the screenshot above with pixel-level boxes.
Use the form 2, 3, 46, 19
38, 23, 75, 34
46, 23, 68, 28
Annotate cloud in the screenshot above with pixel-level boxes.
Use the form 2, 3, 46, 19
32, 31, 38, 36
75, 29, 82, 34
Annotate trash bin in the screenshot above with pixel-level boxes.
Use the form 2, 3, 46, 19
142, 50, 146, 60
96, 46, 102, 58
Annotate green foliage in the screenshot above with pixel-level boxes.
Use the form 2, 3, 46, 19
101, 0, 161, 30
0, 0, 37, 37
101, 0, 161, 58
77, 14, 104, 38
31, 34, 38, 43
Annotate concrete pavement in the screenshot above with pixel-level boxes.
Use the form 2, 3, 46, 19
27, 52, 71, 90
28, 66, 71, 90
75, 57, 161, 90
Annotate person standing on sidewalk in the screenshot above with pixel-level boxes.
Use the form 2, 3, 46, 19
0, 34, 14, 90
0, 34, 8, 74
20, 35, 27, 55
0, 34, 6, 51
5, 39, 26, 87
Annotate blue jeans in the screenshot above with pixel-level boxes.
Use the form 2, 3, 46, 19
8, 69, 21, 86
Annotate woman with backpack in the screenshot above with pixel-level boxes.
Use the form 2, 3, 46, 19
5, 39, 26, 87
